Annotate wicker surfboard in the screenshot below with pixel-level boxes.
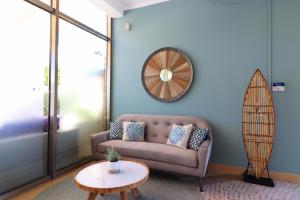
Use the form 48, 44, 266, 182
242, 69, 275, 178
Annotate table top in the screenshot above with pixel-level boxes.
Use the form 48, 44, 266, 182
74, 160, 149, 193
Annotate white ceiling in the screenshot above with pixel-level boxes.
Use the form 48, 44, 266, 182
120, 0, 171, 10
90, 0, 171, 18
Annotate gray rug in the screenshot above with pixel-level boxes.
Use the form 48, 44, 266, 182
34, 173, 300, 200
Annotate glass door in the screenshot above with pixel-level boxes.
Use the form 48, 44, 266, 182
0, 0, 110, 196
0, 0, 50, 194
56, 20, 107, 170
54, 0, 109, 170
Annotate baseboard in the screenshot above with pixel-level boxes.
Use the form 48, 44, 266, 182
207, 163, 300, 183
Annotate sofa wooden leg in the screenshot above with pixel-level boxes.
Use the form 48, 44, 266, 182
198, 177, 204, 192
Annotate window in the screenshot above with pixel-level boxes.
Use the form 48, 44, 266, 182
0, 0, 110, 196
0, 0, 50, 194
56, 20, 107, 169
40, 0, 50, 5
60, 0, 107, 34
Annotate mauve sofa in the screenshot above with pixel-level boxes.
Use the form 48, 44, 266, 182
91, 114, 213, 191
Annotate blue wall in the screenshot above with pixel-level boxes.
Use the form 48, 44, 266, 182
112, 0, 300, 174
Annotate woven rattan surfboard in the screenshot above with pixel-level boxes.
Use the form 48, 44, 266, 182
242, 69, 275, 178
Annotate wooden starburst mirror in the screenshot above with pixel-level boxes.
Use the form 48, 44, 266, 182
142, 47, 193, 102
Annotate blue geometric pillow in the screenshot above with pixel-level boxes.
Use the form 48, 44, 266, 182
109, 122, 123, 140
123, 122, 146, 141
188, 127, 209, 150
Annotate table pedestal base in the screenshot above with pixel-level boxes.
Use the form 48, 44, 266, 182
131, 188, 141, 198
120, 191, 128, 200
87, 192, 97, 200
87, 188, 140, 200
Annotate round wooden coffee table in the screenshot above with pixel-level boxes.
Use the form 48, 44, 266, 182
74, 160, 149, 200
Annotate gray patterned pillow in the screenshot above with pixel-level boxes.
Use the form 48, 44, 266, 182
188, 126, 209, 150
123, 122, 146, 141
109, 122, 123, 140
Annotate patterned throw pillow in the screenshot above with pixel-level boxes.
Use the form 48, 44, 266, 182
188, 127, 209, 150
109, 122, 123, 140
167, 124, 193, 149
123, 122, 146, 141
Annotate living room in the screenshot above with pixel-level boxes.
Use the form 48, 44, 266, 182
1, 0, 300, 200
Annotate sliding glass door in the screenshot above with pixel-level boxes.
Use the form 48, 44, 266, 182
56, 20, 107, 170
0, 0, 110, 197
0, 1, 50, 194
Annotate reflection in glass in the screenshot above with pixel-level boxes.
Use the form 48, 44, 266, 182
0, 1, 49, 194
160, 68, 173, 82
56, 20, 107, 170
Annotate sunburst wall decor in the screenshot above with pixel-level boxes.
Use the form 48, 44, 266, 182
141, 47, 193, 102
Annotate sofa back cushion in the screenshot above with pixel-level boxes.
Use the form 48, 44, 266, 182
116, 114, 212, 144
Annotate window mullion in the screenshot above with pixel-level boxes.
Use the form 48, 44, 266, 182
48, 0, 59, 178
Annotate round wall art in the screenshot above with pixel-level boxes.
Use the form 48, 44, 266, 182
141, 47, 193, 102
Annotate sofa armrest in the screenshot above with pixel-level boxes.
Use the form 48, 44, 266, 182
197, 139, 212, 177
91, 130, 110, 159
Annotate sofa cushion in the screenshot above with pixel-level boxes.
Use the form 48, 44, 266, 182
109, 122, 123, 140
97, 140, 198, 168
123, 122, 145, 141
167, 124, 193, 149
188, 127, 209, 150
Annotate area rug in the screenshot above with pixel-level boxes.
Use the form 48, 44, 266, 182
34, 173, 300, 200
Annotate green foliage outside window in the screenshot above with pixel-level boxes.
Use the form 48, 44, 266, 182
43, 66, 61, 116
